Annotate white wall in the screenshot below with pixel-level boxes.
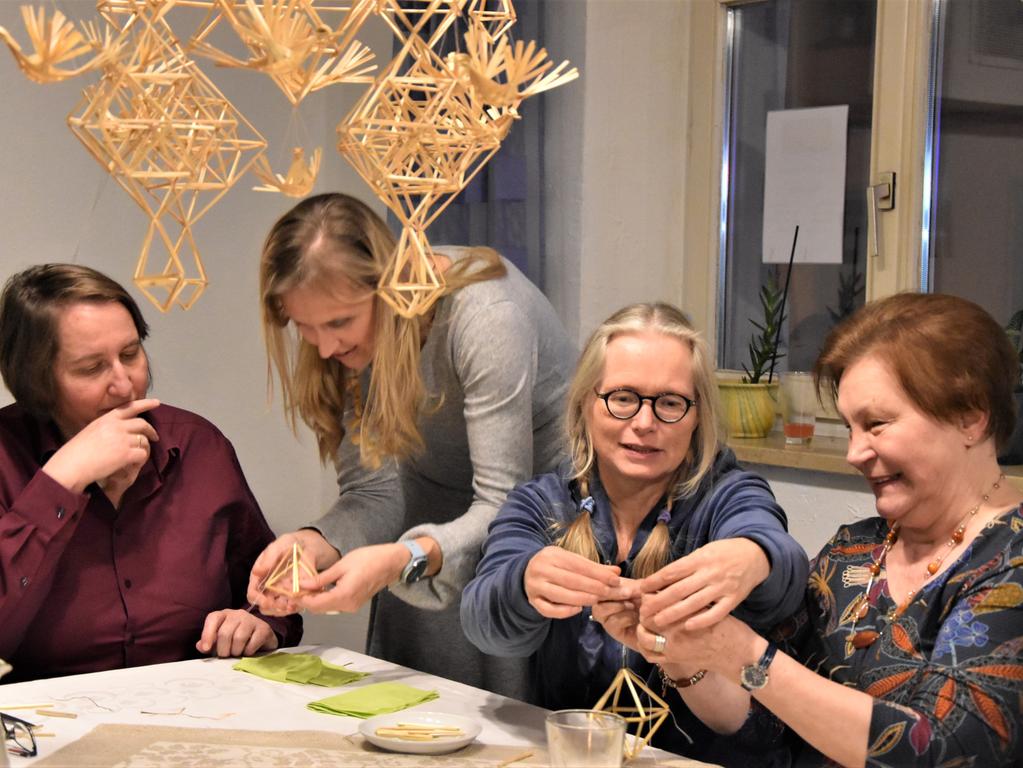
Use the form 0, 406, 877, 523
754, 466, 876, 556
0, 1, 388, 648
543, 0, 687, 344
0, 2, 876, 647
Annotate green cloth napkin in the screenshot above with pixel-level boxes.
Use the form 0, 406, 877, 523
233, 652, 368, 687
307, 682, 439, 718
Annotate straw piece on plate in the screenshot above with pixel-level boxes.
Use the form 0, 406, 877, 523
375, 723, 464, 741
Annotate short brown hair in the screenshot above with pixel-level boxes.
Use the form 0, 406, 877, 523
0, 264, 149, 419
814, 292, 1019, 450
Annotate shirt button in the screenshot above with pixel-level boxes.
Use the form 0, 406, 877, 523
19, 576, 29, 588
124, 579, 132, 589
56, 506, 65, 520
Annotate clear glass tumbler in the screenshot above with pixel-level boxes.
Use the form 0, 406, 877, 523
545, 709, 626, 768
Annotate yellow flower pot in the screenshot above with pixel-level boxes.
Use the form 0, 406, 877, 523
717, 380, 779, 438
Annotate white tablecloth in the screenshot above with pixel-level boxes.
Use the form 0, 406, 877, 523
0, 646, 712, 767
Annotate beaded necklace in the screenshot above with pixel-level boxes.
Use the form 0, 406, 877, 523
848, 473, 1005, 650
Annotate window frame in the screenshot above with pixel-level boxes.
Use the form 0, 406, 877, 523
681, 0, 937, 361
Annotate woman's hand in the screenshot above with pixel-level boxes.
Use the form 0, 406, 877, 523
42, 399, 161, 494
635, 620, 759, 736
297, 542, 409, 614
247, 530, 339, 616
524, 546, 624, 619
591, 578, 643, 652
196, 609, 279, 658
640, 538, 770, 630
635, 615, 756, 681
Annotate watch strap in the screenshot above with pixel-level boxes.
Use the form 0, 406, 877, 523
399, 540, 428, 584
740, 641, 778, 691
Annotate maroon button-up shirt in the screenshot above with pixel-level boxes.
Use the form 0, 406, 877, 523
0, 403, 301, 682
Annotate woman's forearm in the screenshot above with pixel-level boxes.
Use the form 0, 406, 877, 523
668, 669, 752, 734
752, 650, 872, 767
650, 618, 873, 767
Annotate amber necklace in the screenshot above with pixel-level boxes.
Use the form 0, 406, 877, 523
848, 473, 1005, 650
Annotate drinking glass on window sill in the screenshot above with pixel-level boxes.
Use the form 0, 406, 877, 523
781, 372, 817, 446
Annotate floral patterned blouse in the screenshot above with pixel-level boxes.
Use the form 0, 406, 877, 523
778, 505, 1023, 767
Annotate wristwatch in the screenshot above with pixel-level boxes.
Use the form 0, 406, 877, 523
739, 641, 778, 691
399, 540, 429, 585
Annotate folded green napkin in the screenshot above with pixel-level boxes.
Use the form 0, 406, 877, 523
233, 652, 368, 687
307, 682, 439, 718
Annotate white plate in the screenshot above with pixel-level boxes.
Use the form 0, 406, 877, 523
358, 711, 482, 755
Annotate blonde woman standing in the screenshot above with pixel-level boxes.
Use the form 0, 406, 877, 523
461, 303, 807, 764
247, 193, 574, 699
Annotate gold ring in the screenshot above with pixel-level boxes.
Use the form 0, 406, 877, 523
653, 634, 667, 654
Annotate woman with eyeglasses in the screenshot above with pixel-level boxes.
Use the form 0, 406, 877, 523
461, 302, 808, 765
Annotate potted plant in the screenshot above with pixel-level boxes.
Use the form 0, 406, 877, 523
718, 273, 786, 438
998, 309, 1023, 465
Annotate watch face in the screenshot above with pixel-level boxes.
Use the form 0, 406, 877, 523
740, 664, 768, 690
403, 557, 428, 584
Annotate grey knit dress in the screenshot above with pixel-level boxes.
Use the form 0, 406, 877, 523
309, 249, 575, 700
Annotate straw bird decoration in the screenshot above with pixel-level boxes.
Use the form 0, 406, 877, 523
252, 146, 322, 197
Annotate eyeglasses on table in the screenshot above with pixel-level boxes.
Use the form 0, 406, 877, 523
2, 712, 39, 758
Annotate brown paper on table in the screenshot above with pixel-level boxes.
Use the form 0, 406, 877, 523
31, 724, 717, 767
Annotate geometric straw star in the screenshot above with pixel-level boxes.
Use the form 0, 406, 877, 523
0, 0, 578, 313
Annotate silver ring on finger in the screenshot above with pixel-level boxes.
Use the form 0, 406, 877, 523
653, 634, 667, 654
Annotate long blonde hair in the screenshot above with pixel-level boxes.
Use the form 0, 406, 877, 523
557, 303, 722, 577
260, 193, 505, 466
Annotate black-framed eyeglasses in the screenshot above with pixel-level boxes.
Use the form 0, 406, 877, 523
2, 712, 38, 758
595, 388, 697, 424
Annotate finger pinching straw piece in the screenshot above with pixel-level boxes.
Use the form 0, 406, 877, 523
259, 542, 319, 596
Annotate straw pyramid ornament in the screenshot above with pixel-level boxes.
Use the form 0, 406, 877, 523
337, 7, 577, 317
464, 0, 515, 45
0, 0, 577, 314
374, 0, 463, 50
377, 228, 446, 316
593, 666, 670, 760
66, 2, 266, 311
259, 542, 319, 596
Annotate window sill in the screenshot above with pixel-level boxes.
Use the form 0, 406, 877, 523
728, 432, 1023, 487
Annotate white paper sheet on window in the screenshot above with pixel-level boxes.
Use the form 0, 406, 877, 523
762, 105, 848, 264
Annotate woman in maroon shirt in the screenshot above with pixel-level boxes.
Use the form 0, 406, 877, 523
0, 264, 301, 682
